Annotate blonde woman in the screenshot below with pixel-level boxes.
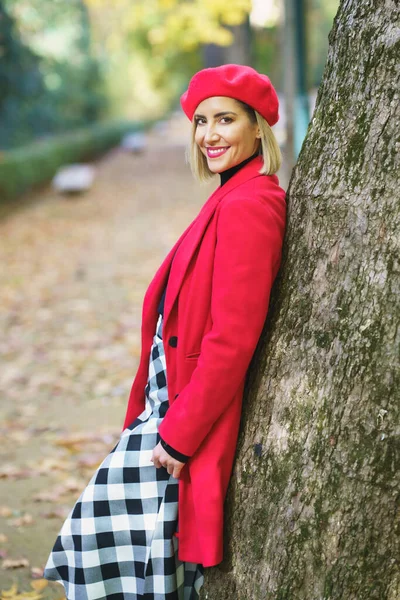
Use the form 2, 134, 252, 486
44, 64, 286, 600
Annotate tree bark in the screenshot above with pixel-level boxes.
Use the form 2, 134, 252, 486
202, 1, 399, 598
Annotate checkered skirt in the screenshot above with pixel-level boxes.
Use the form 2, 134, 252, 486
43, 313, 204, 600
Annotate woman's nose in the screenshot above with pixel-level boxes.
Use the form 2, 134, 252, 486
204, 125, 219, 143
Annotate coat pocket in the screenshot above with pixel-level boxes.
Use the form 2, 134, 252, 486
185, 351, 201, 360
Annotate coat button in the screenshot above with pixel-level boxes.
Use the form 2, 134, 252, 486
168, 336, 178, 348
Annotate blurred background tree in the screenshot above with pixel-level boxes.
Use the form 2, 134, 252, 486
0, 0, 106, 149
251, 0, 338, 90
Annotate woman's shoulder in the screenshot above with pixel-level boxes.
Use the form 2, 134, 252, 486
220, 172, 286, 215
216, 178, 286, 240
252, 172, 286, 199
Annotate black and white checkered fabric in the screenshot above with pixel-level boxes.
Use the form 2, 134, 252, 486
43, 313, 204, 600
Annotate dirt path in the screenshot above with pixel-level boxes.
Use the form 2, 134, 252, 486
0, 114, 215, 596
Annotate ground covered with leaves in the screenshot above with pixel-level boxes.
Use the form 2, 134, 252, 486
0, 115, 212, 598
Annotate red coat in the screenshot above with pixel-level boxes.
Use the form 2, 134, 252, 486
123, 155, 286, 567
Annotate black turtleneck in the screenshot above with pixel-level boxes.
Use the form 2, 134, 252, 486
219, 151, 259, 186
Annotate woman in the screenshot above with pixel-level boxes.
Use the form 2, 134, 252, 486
43, 64, 287, 599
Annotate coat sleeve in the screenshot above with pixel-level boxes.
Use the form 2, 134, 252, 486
158, 193, 286, 457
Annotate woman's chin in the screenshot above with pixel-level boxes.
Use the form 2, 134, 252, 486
207, 160, 229, 174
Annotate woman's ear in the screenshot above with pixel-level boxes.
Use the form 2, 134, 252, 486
256, 129, 261, 139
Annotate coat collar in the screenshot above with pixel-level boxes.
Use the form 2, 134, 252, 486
213, 154, 279, 200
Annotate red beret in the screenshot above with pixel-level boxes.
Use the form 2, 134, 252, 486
180, 64, 279, 127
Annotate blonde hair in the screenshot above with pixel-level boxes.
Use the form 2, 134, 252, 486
187, 102, 282, 183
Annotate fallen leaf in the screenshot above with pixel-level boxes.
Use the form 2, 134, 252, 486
30, 580, 48, 592
40, 507, 69, 519
1, 583, 18, 597
0, 507, 12, 518
77, 452, 104, 468
0, 465, 31, 480
1, 582, 45, 599
33, 478, 84, 503
8, 514, 34, 527
58, 478, 83, 493
30, 567, 44, 579
2, 557, 29, 569
7, 430, 31, 444
18, 404, 37, 418
0, 534, 8, 543
33, 457, 70, 474
32, 491, 60, 503
11, 593, 42, 600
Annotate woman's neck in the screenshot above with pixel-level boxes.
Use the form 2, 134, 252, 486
219, 152, 259, 187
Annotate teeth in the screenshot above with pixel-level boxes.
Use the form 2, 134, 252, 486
208, 148, 227, 155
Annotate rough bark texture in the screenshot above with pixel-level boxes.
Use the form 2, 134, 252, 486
202, 2, 399, 599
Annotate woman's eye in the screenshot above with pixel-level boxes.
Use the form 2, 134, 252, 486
195, 118, 206, 125
220, 117, 232, 124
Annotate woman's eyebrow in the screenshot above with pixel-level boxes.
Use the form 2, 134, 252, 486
194, 111, 238, 118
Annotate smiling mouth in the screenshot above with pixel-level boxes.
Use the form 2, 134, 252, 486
206, 146, 230, 158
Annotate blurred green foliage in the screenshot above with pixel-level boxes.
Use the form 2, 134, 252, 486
0, 0, 107, 150
85, 0, 252, 121
0, 0, 339, 155
307, 0, 339, 86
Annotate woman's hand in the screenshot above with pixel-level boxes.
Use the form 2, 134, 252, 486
151, 441, 185, 479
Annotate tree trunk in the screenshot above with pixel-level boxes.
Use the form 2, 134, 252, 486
202, 19, 252, 68
224, 19, 252, 65
202, 2, 399, 599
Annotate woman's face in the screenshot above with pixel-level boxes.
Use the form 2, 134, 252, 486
194, 96, 260, 173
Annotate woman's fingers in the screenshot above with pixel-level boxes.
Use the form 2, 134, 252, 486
172, 464, 182, 479
150, 448, 161, 468
151, 443, 184, 478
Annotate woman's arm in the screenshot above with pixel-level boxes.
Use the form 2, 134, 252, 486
158, 192, 286, 457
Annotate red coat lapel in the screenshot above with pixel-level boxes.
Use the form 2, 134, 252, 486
162, 155, 268, 325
